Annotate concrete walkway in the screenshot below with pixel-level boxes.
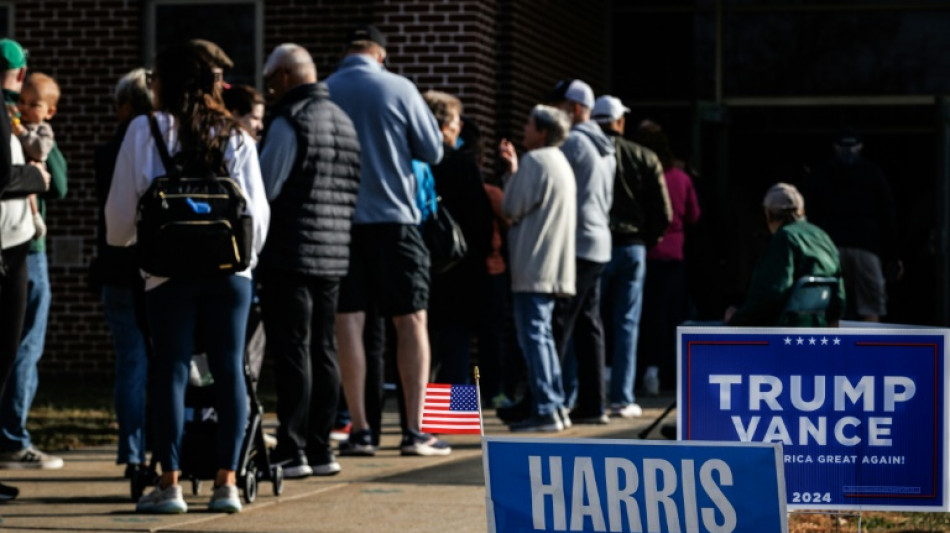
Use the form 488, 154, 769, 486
0, 397, 676, 532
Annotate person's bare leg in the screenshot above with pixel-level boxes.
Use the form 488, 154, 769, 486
336, 312, 369, 431
214, 469, 236, 487
393, 310, 429, 433
160, 470, 180, 488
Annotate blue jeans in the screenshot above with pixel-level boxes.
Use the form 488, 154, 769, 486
147, 276, 251, 472
0, 252, 50, 452
102, 284, 149, 465
602, 244, 646, 406
511, 292, 563, 417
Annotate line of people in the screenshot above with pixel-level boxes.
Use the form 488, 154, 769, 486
0, 25, 703, 512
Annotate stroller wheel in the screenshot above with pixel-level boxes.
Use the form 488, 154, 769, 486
243, 466, 258, 504
271, 465, 284, 496
192, 478, 202, 496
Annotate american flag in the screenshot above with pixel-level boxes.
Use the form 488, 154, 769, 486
421, 383, 482, 435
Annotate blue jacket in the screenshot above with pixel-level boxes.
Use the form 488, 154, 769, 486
325, 55, 443, 224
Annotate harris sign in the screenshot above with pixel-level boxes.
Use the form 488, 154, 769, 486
678, 327, 949, 511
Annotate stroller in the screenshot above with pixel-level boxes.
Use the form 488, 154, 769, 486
131, 296, 284, 503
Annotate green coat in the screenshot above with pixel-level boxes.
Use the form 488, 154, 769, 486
729, 219, 845, 327
30, 142, 68, 253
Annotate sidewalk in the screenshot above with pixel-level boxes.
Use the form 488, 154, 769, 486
0, 397, 676, 532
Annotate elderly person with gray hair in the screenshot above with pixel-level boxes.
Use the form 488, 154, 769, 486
725, 182, 845, 327
498, 104, 576, 432
258, 42, 360, 478
92, 67, 153, 478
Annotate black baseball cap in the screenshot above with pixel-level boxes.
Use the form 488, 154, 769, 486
346, 25, 387, 49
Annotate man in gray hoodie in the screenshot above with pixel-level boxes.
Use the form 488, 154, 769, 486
547, 79, 616, 426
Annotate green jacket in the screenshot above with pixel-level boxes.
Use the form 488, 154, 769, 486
729, 219, 845, 327
31, 142, 68, 253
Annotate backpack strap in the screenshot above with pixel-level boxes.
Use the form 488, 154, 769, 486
148, 114, 180, 179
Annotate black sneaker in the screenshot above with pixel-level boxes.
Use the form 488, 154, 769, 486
509, 413, 563, 433
338, 428, 376, 457
496, 399, 530, 424
308, 447, 341, 476
272, 454, 313, 479
400, 431, 451, 456
0, 482, 18, 503
570, 411, 610, 425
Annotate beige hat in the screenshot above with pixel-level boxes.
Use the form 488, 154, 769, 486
762, 182, 804, 211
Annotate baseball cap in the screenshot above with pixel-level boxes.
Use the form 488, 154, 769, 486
346, 24, 387, 49
833, 127, 862, 147
547, 79, 594, 109
591, 95, 630, 123
762, 182, 805, 212
0, 39, 26, 70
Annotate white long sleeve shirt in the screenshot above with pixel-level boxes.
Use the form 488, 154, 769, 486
105, 112, 270, 290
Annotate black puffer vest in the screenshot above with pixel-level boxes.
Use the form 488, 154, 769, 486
259, 83, 361, 277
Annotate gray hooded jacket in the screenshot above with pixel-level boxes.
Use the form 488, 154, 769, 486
560, 120, 616, 263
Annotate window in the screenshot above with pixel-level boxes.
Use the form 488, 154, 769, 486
0, 3, 13, 38
145, 0, 263, 89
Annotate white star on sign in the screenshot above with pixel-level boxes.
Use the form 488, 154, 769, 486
796, 337, 804, 345
821, 337, 829, 345
809, 337, 817, 345
784, 337, 792, 345
833, 337, 841, 345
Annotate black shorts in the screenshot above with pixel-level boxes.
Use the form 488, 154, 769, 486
338, 224, 430, 317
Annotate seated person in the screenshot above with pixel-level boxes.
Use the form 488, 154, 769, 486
725, 182, 845, 327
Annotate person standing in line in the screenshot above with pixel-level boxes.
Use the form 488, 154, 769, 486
106, 43, 270, 514
499, 104, 576, 432
92, 68, 153, 477
633, 120, 698, 396
590, 98, 672, 408
0, 70, 67, 471
258, 43, 360, 478
804, 128, 901, 322
547, 80, 616, 426
423, 90, 492, 385
325, 25, 449, 456
223, 84, 265, 141
0, 37, 51, 502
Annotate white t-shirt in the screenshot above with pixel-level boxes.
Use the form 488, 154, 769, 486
0, 135, 36, 249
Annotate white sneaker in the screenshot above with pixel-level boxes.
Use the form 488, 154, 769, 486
136, 484, 187, 514
0, 447, 64, 469
643, 366, 660, 397
611, 403, 643, 418
208, 483, 241, 513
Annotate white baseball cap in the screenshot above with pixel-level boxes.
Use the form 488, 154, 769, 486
591, 95, 631, 123
548, 79, 595, 109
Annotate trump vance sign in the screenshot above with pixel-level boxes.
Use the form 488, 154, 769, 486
679, 327, 949, 511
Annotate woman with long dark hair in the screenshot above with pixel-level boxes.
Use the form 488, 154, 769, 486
105, 42, 269, 514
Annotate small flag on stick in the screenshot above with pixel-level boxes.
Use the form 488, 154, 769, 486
421, 383, 482, 434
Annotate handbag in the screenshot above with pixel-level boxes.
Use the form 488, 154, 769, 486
421, 198, 467, 274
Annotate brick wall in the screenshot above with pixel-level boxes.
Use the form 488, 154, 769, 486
14, 0, 608, 382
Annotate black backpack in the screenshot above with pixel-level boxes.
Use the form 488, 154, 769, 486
136, 115, 253, 278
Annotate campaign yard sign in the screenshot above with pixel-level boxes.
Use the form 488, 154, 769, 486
483, 437, 787, 533
679, 327, 949, 511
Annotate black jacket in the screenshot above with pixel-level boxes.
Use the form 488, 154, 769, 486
805, 156, 898, 260
259, 83, 361, 277
91, 120, 141, 288
429, 144, 493, 324
606, 131, 672, 248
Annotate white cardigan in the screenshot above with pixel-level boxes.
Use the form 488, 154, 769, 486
104, 112, 270, 290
